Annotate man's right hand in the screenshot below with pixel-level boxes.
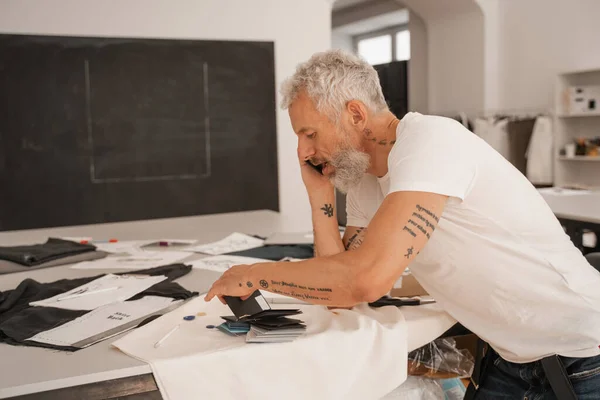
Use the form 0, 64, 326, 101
300, 160, 334, 199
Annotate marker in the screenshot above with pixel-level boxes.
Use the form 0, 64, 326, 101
154, 324, 180, 348
80, 239, 119, 244
57, 286, 120, 301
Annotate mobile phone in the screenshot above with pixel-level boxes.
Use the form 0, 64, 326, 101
306, 161, 324, 175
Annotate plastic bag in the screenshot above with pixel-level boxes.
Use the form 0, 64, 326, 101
381, 377, 466, 400
407, 337, 475, 379
381, 377, 443, 399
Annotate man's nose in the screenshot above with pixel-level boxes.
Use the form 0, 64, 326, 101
297, 137, 316, 161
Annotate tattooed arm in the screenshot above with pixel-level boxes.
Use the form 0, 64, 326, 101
310, 190, 345, 257
206, 191, 447, 307
342, 226, 368, 251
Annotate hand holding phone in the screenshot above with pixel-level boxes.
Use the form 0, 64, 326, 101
305, 161, 324, 175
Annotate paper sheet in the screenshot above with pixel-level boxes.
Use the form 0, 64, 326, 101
93, 241, 154, 254
30, 274, 167, 310
70, 251, 191, 270
189, 255, 272, 273
184, 233, 264, 255
27, 296, 179, 348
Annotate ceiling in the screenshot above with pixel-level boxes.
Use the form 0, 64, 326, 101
332, 0, 376, 11
333, 0, 482, 20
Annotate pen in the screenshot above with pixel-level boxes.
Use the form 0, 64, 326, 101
154, 324, 180, 348
57, 286, 120, 301
80, 239, 118, 244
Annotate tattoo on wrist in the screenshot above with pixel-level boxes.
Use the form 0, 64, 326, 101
259, 279, 269, 289
246, 281, 253, 288
402, 204, 439, 240
320, 203, 334, 217
405, 246, 414, 259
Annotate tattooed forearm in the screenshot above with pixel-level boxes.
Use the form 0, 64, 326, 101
403, 204, 439, 239
268, 280, 333, 302
320, 204, 334, 217
344, 228, 366, 250
271, 288, 331, 302
270, 280, 332, 292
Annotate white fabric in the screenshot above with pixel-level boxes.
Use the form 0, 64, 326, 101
345, 112, 600, 363
113, 295, 455, 400
526, 116, 554, 185
474, 117, 510, 160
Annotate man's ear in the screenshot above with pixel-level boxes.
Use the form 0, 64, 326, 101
346, 100, 368, 129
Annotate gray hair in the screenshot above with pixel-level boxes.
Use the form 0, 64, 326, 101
280, 49, 388, 122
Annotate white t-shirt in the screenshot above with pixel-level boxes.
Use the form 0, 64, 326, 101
346, 112, 600, 363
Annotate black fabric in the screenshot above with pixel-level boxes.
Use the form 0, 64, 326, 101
0, 238, 96, 266
227, 244, 314, 261
0, 263, 197, 350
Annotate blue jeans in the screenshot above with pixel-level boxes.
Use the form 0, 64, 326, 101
475, 349, 600, 399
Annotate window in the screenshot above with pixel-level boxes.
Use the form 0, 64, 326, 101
357, 34, 392, 65
395, 30, 410, 61
355, 26, 410, 65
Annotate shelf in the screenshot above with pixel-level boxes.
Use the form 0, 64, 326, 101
558, 156, 600, 161
557, 112, 600, 118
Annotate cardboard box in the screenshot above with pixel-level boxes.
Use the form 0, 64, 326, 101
390, 273, 428, 297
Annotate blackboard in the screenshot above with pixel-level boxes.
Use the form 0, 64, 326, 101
0, 34, 278, 231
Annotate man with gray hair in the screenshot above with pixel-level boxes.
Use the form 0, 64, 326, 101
207, 50, 600, 398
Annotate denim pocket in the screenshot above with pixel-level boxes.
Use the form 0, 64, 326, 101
493, 356, 502, 367
568, 365, 600, 382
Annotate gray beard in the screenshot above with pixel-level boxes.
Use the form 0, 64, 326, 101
329, 146, 370, 194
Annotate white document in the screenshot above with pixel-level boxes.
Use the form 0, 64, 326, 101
189, 255, 272, 273
27, 296, 179, 348
70, 251, 190, 270
61, 236, 93, 243
93, 241, 154, 254
185, 233, 264, 255
30, 274, 168, 311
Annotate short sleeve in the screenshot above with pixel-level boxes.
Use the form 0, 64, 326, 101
388, 116, 478, 201
345, 185, 370, 227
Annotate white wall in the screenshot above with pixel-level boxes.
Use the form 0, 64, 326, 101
425, 9, 485, 115
403, 0, 485, 115
331, 29, 354, 52
407, 11, 428, 113
478, 0, 600, 111
0, 0, 332, 231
